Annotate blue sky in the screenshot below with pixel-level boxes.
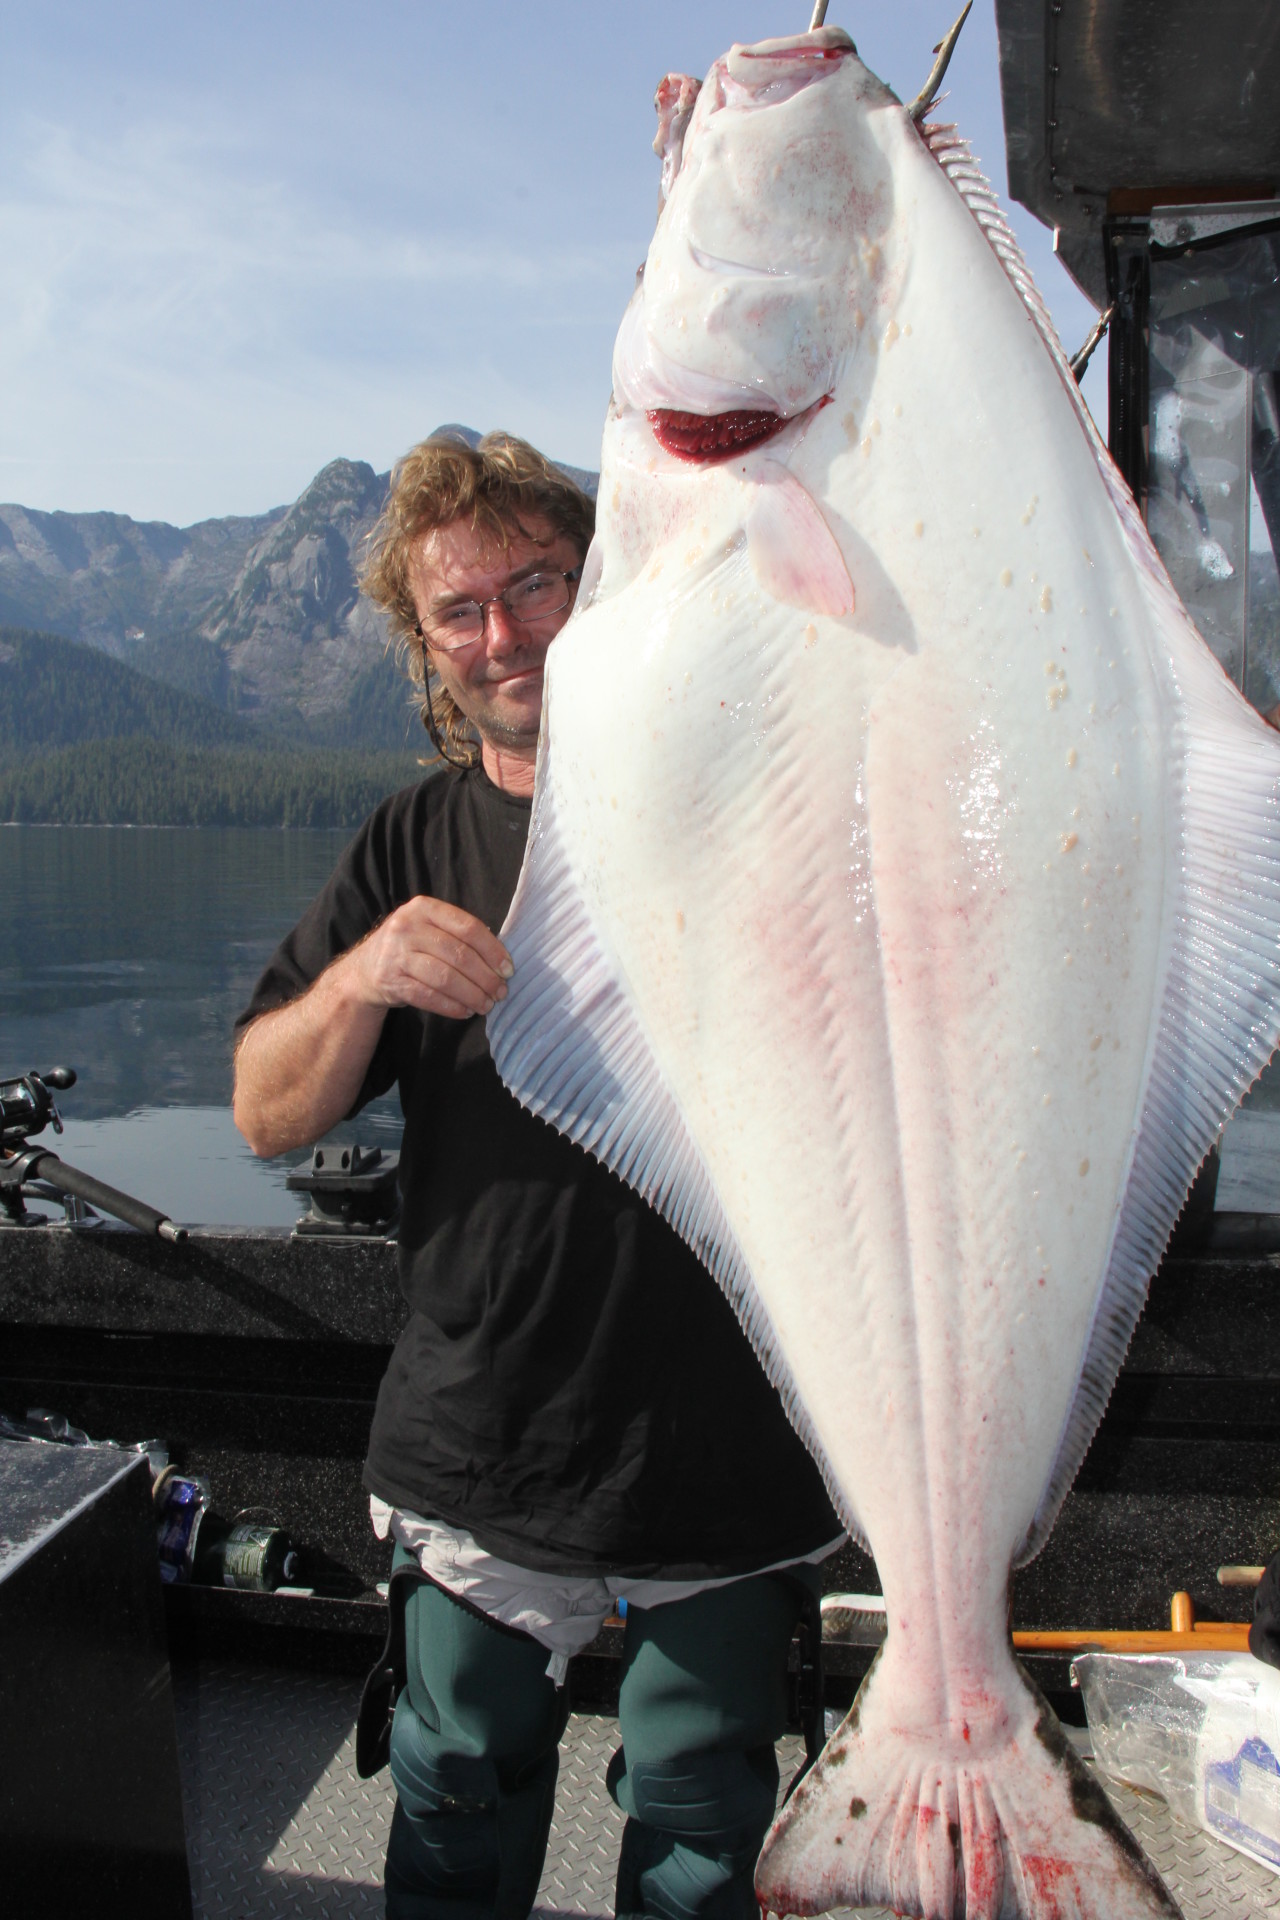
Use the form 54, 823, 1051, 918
1, 1, 1105, 527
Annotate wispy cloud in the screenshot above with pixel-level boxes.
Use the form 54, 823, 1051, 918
1, 1, 1103, 524
0, 101, 642, 520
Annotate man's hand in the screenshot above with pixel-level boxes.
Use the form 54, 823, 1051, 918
350, 898, 512, 1019
233, 897, 511, 1158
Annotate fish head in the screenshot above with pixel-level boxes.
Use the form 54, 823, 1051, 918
614, 26, 902, 445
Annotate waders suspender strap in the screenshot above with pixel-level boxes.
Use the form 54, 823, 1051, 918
356, 1562, 430, 1779
782, 1571, 826, 1801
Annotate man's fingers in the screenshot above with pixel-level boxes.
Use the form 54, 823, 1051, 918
431, 931, 509, 999
421, 987, 477, 1021
396, 900, 513, 992
356, 896, 517, 1018
412, 897, 513, 980
403, 948, 502, 1016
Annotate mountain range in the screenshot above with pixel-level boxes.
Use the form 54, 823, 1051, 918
0, 430, 598, 751
10, 438, 1272, 755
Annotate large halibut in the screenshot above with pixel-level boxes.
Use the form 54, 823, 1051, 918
488, 23, 1280, 1919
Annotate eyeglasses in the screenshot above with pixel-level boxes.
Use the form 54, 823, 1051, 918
416, 566, 583, 652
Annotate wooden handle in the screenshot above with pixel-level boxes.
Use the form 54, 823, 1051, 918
1013, 1624, 1251, 1654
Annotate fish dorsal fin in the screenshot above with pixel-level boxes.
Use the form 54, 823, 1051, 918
926, 118, 1280, 1564
1019, 616, 1280, 1564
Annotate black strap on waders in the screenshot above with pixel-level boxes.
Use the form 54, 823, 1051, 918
356, 1562, 431, 1778
356, 1558, 560, 1777
781, 1572, 826, 1802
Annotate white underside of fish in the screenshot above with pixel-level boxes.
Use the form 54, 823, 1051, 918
489, 33, 1280, 1920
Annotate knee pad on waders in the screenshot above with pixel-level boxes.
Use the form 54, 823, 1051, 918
608, 1743, 779, 1920
387, 1689, 562, 1920
387, 1703, 502, 1906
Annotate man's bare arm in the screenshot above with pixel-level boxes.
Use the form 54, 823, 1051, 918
232, 897, 513, 1158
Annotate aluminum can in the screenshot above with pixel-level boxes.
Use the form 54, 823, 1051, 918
195, 1519, 300, 1591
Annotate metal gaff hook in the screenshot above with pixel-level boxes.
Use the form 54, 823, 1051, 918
907, 1, 973, 121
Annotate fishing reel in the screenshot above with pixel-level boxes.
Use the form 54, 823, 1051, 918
0, 1067, 76, 1154
0, 1067, 185, 1241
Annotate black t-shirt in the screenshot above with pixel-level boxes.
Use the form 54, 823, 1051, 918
237, 765, 839, 1577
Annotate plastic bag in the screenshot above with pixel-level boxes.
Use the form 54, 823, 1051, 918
1074, 1650, 1280, 1873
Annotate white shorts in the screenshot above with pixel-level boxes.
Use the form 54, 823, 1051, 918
370, 1497, 842, 1684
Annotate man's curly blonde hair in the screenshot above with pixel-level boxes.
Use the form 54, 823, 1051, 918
361, 430, 596, 767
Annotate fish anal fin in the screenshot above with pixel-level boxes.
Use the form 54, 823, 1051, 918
757, 1655, 1183, 1920
746, 459, 854, 616
487, 752, 865, 1549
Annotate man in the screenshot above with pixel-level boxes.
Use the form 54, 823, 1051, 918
233, 430, 841, 1920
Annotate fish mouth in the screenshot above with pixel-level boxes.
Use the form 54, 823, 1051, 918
647, 408, 788, 462
719, 28, 856, 104
727, 28, 855, 75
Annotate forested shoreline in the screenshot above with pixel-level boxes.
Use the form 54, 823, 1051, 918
0, 624, 431, 826
0, 740, 429, 828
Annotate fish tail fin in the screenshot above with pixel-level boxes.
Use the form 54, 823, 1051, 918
757, 1659, 1182, 1919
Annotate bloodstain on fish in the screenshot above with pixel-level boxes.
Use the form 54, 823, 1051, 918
649, 407, 787, 461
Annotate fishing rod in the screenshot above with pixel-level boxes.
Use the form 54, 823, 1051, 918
0, 1066, 186, 1241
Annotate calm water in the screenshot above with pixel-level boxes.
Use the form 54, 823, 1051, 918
6, 824, 1280, 1228
2, 826, 402, 1226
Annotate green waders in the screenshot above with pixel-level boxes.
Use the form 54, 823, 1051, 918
383, 1545, 819, 1920
608, 1569, 819, 1920
384, 1548, 570, 1920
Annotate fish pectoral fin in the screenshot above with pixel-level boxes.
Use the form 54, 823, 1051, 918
745, 460, 855, 617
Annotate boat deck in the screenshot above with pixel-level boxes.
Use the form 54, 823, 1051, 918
175, 1658, 1280, 1919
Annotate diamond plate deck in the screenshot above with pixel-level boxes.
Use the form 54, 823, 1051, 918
1099, 1774, 1280, 1920
175, 1661, 391, 1919
173, 1661, 1280, 1918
